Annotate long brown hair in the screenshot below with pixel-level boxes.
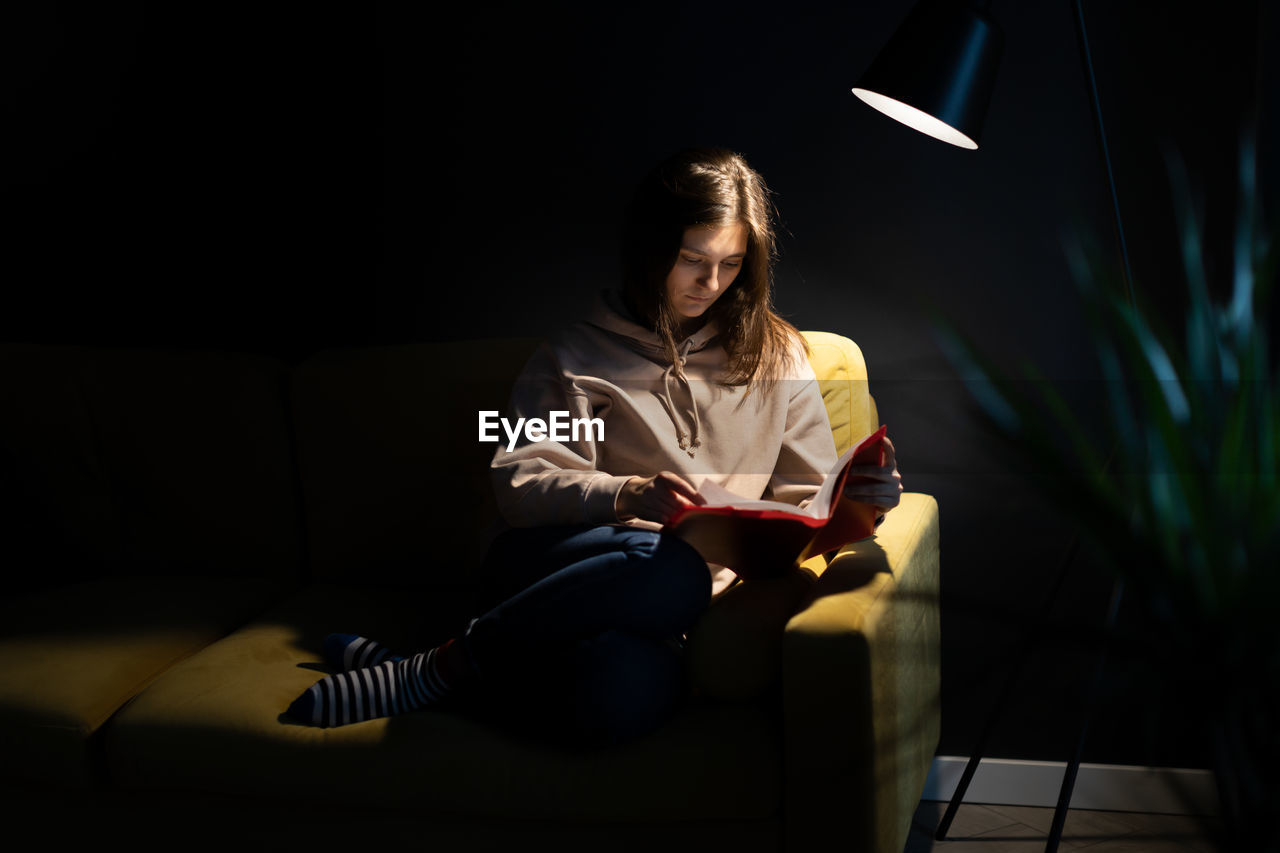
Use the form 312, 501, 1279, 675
619, 147, 806, 386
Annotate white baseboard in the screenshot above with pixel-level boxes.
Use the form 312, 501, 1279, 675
921, 756, 1219, 816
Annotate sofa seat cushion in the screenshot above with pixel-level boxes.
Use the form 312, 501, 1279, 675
105, 582, 783, 823
0, 575, 289, 788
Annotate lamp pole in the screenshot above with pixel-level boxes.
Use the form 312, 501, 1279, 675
853, 2, 1138, 851
1072, 0, 1136, 305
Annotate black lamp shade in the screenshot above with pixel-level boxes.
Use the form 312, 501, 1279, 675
853, 0, 1003, 149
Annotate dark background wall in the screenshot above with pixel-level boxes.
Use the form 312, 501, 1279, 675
5, 1, 1275, 768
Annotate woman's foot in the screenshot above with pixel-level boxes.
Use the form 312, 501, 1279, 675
286, 638, 472, 728
322, 633, 404, 671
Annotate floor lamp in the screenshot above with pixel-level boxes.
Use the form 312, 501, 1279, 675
851, 2, 1136, 851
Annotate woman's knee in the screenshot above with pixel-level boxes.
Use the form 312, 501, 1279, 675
476, 524, 595, 610
619, 529, 710, 597
615, 530, 711, 629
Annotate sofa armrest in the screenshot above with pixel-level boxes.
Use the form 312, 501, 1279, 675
782, 492, 940, 853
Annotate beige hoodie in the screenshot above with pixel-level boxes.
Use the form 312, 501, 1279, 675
490, 290, 839, 596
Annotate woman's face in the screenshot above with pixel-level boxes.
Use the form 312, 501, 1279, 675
664, 223, 748, 328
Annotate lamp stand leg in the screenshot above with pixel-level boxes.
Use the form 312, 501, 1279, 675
1043, 577, 1125, 853
935, 538, 1082, 840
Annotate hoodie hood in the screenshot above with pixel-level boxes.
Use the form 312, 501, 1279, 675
587, 289, 721, 361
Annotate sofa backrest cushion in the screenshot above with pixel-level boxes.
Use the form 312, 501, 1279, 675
291, 338, 540, 591
0, 344, 304, 590
83, 347, 304, 581
801, 330, 877, 455
1, 345, 121, 593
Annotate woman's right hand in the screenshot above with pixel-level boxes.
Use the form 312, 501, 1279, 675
616, 471, 705, 524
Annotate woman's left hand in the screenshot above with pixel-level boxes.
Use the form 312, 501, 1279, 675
842, 436, 903, 512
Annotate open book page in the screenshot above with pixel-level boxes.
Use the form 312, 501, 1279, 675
803, 425, 886, 518
689, 425, 888, 520
693, 478, 818, 516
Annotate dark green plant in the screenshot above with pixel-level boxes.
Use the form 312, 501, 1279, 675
937, 132, 1277, 852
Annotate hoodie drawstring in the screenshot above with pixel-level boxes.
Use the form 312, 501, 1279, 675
659, 339, 702, 457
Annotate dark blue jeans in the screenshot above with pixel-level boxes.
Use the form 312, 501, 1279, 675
456, 524, 711, 748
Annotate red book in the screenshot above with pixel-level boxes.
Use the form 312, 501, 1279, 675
665, 425, 888, 579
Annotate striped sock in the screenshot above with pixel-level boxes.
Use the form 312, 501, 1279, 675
322, 633, 404, 671
286, 639, 467, 728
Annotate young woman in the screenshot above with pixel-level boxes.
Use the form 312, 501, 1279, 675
285, 147, 902, 746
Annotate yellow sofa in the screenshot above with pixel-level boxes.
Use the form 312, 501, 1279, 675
0, 332, 939, 852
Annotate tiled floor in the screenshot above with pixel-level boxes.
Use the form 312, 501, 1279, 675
905, 800, 1221, 852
